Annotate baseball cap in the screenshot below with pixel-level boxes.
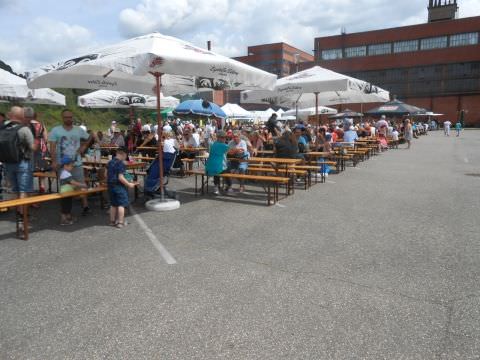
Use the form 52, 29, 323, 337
61, 155, 74, 166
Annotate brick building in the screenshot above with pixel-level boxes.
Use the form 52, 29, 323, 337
225, 43, 313, 109
234, 42, 313, 78
310, 0, 480, 126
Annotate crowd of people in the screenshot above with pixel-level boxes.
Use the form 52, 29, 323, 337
0, 105, 465, 234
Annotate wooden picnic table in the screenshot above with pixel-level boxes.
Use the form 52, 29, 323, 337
33, 171, 58, 193
248, 157, 301, 165
248, 157, 302, 191
131, 155, 156, 161
256, 150, 275, 156
305, 152, 333, 157
304, 152, 342, 171
137, 146, 208, 152
180, 147, 207, 152
82, 159, 146, 170
136, 146, 158, 151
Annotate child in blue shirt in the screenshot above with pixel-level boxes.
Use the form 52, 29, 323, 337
107, 148, 137, 228
205, 131, 229, 195
59, 156, 88, 225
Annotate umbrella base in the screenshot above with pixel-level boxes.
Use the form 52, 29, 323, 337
145, 198, 180, 212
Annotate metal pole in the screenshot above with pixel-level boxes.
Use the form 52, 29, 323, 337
153, 72, 165, 198
315, 92, 319, 126
129, 106, 134, 124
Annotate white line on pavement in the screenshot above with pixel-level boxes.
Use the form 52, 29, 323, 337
275, 203, 286, 208
130, 207, 177, 265
326, 180, 336, 184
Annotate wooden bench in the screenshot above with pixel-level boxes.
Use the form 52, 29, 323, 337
0, 186, 107, 240
180, 158, 198, 175
247, 167, 309, 190
186, 170, 290, 206
333, 152, 356, 168
291, 165, 325, 184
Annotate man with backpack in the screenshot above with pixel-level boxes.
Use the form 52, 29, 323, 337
0, 106, 35, 235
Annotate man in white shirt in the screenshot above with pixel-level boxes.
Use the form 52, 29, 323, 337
443, 120, 452, 136
107, 120, 117, 139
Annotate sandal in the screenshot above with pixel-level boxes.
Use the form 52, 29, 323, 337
115, 222, 126, 229
109, 221, 117, 227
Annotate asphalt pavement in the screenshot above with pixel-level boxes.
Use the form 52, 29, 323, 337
1, 130, 480, 359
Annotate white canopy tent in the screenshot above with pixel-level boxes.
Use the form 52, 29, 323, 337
284, 106, 337, 122
0, 68, 65, 106
249, 108, 284, 123
26, 32, 276, 200
221, 103, 253, 120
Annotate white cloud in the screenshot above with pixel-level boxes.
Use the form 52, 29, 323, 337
2, 0, 480, 75
0, 17, 97, 73
117, 0, 444, 57
117, 0, 480, 61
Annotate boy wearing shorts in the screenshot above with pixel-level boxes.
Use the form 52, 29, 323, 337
107, 148, 137, 229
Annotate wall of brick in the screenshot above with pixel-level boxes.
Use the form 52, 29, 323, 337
315, 15, 480, 60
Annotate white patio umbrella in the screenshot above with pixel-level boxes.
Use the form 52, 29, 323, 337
0, 68, 65, 105
27, 32, 276, 200
78, 90, 179, 123
78, 90, 179, 109
221, 103, 253, 120
241, 66, 389, 124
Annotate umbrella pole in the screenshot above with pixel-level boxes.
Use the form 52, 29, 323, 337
315, 92, 319, 126
152, 72, 165, 198
129, 106, 134, 124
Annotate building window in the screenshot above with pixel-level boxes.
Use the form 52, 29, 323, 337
393, 40, 418, 53
450, 32, 479, 47
368, 43, 391, 56
420, 36, 448, 50
345, 46, 367, 58
321, 48, 343, 60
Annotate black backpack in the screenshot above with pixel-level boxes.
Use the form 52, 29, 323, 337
0, 121, 26, 163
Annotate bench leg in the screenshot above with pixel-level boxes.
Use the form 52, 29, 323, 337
194, 174, 198, 196
267, 184, 271, 206
23, 205, 29, 241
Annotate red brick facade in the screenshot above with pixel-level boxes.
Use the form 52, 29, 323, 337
313, 15, 480, 126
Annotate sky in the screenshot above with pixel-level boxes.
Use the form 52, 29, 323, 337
1, 0, 479, 74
